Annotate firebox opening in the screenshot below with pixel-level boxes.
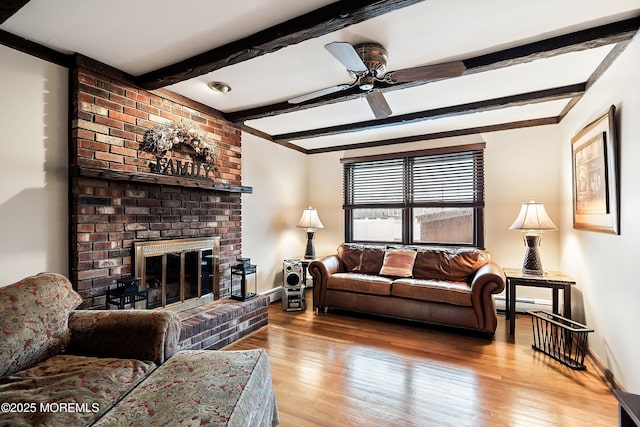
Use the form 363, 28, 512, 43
134, 237, 220, 311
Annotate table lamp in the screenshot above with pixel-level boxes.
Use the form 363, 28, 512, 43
297, 207, 324, 259
509, 198, 557, 275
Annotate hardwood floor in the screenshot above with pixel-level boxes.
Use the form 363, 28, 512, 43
224, 291, 617, 426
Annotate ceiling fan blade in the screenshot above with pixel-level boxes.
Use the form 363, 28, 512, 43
385, 60, 467, 83
366, 90, 392, 119
288, 84, 351, 104
325, 42, 368, 73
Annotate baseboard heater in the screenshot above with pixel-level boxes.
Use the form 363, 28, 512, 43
261, 286, 282, 304
495, 295, 552, 313
261, 289, 550, 312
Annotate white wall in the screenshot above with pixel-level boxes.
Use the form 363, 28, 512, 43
0, 45, 68, 285
558, 34, 640, 392
306, 150, 344, 257
483, 125, 563, 301
241, 133, 308, 292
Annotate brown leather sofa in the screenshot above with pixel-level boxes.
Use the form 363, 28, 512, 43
309, 243, 506, 335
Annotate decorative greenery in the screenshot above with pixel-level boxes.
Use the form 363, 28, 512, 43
141, 120, 217, 165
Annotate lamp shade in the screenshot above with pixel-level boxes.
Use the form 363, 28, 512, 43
297, 207, 324, 230
509, 198, 558, 231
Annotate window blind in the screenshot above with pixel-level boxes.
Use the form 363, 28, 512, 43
410, 150, 484, 206
344, 158, 405, 206
344, 148, 484, 208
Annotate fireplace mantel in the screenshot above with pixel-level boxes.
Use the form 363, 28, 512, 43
70, 165, 253, 194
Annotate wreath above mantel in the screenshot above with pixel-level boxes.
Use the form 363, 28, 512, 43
140, 120, 217, 165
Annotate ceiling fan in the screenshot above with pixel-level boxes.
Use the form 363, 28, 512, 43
288, 41, 466, 119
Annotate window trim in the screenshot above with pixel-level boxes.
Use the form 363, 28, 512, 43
340, 143, 486, 165
342, 143, 485, 248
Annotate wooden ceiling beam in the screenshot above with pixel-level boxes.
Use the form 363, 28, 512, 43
135, 0, 426, 90
238, 123, 308, 154
272, 83, 585, 141
228, 16, 640, 122
463, 15, 640, 72
559, 39, 631, 121
0, 0, 29, 24
0, 28, 70, 67
0, 1, 70, 67
305, 117, 559, 154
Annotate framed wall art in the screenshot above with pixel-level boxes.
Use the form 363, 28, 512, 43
571, 105, 619, 234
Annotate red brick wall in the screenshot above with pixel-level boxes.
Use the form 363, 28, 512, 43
69, 55, 243, 309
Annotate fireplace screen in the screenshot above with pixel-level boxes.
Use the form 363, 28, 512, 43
134, 237, 219, 309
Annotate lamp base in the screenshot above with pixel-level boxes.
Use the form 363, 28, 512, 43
522, 234, 544, 275
304, 231, 316, 260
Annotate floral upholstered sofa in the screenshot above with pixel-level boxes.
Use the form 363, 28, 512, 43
0, 273, 279, 426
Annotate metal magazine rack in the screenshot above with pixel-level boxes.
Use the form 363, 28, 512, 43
527, 310, 593, 370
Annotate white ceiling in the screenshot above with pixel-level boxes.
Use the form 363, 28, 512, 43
2, 0, 639, 152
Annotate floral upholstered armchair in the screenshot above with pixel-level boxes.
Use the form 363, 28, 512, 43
0, 272, 181, 426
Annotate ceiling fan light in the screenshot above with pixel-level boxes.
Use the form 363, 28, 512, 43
359, 75, 375, 91
208, 81, 232, 93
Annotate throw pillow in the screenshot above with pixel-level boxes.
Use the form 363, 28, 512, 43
379, 248, 417, 278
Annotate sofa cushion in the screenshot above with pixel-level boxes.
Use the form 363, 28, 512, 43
412, 247, 491, 282
356, 245, 386, 274
391, 278, 472, 306
337, 243, 364, 272
446, 248, 491, 281
411, 249, 449, 281
0, 273, 83, 379
93, 349, 279, 427
336, 243, 387, 275
327, 273, 392, 296
0, 354, 155, 427
379, 248, 417, 278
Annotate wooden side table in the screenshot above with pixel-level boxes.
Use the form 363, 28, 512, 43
504, 268, 576, 335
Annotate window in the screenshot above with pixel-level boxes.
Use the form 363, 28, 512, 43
342, 143, 485, 247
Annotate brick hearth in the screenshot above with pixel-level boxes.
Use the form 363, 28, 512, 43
177, 296, 269, 351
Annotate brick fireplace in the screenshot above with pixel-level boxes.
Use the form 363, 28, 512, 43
68, 54, 250, 312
